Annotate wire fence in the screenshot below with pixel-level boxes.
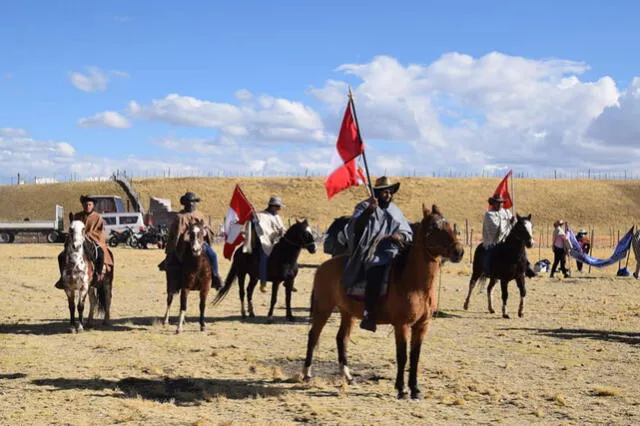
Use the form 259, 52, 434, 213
4, 167, 640, 186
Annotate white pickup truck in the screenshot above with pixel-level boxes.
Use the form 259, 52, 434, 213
0, 205, 65, 243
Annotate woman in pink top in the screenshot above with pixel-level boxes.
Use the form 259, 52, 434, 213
550, 220, 570, 278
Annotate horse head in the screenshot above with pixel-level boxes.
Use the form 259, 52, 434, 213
288, 218, 317, 254
68, 220, 85, 251
188, 219, 206, 256
513, 214, 534, 248
420, 204, 464, 263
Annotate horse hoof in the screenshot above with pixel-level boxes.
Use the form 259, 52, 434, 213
411, 390, 423, 400
76, 324, 84, 333
241, 312, 247, 320
249, 312, 256, 318
69, 327, 76, 334
518, 312, 524, 318
503, 314, 510, 319
102, 320, 110, 326
346, 377, 355, 386
397, 390, 410, 400
463, 302, 469, 311
175, 329, 181, 334
287, 316, 296, 322
303, 375, 312, 383
489, 309, 495, 314
200, 325, 206, 332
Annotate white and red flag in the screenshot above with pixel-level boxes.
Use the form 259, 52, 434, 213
223, 185, 255, 260
325, 96, 367, 199
488, 169, 513, 210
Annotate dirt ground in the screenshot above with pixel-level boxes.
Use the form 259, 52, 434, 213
1, 244, 639, 425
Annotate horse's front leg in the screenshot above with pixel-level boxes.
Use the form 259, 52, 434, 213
500, 279, 510, 319
163, 292, 174, 326
76, 284, 89, 332
463, 273, 481, 310
267, 281, 281, 320
199, 287, 208, 332
336, 313, 355, 384
247, 276, 257, 318
487, 278, 497, 314
176, 289, 188, 334
409, 321, 429, 400
238, 272, 247, 319
87, 286, 97, 328
516, 275, 527, 318
394, 325, 410, 399
103, 274, 112, 325
66, 288, 76, 333
284, 279, 294, 322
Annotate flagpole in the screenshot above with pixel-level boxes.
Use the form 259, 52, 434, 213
348, 87, 374, 197
510, 169, 515, 215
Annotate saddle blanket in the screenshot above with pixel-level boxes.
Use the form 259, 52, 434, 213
345, 279, 389, 301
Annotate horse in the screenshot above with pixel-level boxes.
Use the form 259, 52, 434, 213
212, 219, 316, 322
163, 219, 218, 333
463, 214, 534, 318
61, 220, 113, 332
303, 205, 464, 400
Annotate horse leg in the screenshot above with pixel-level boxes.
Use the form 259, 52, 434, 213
199, 287, 208, 332
516, 275, 526, 318
238, 272, 247, 319
163, 292, 174, 326
76, 285, 88, 332
176, 289, 188, 334
247, 276, 257, 318
487, 278, 497, 314
394, 325, 410, 399
103, 275, 112, 325
66, 289, 76, 333
87, 286, 97, 328
284, 279, 294, 322
267, 281, 281, 320
336, 312, 355, 384
409, 322, 429, 400
463, 273, 481, 310
303, 306, 332, 381
500, 279, 510, 319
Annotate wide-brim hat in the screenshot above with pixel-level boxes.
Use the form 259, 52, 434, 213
373, 176, 400, 195
180, 192, 201, 206
268, 196, 285, 207
488, 194, 506, 204
80, 195, 97, 204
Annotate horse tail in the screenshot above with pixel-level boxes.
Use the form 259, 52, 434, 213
96, 284, 107, 315
211, 256, 238, 306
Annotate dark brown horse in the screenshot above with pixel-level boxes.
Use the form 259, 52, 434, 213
303, 205, 464, 400
163, 220, 218, 333
463, 214, 533, 318
212, 219, 316, 322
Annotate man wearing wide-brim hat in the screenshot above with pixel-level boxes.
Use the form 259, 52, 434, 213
254, 196, 287, 293
163, 192, 222, 289
54, 195, 113, 289
343, 176, 413, 332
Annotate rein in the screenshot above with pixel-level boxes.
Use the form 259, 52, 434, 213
281, 234, 315, 249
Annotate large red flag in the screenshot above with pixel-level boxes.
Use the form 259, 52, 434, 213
488, 170, 513, 210
223, 185, 255, 259
325, 99, 366, 199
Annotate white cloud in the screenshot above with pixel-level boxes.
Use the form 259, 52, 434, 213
127, 93, 327, 145
78, 111, 132, 129
69, 67, 109, 92
109, 70, 130, 78
235, 89, 253, 101
0, 128, 28, 137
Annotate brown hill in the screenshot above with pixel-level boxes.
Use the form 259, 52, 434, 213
1, 177, 638, 244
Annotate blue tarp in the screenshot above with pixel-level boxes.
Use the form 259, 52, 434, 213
567, 226, 634, 268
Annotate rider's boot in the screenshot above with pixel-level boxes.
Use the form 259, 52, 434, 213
54, 251, 65, 289
360, 265, 389, 332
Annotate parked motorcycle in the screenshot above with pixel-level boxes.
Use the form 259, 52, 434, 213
108, 226, 136, 247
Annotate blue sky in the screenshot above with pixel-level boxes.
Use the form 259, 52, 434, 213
1, 1, 640, 182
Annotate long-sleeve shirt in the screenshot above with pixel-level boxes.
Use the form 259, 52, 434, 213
553, 227, 568, 249
482, 208, 513, 248
254, 210, 286, 256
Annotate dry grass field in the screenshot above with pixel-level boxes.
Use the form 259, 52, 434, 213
1, 177, 640, 236
1, 243, 639, 425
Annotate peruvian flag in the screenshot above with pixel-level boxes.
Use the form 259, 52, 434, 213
325, 98, 366, 199
488, 169, 513, 210
223, 185, 255, 260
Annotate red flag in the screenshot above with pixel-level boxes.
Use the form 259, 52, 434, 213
325, 99, 366, 199
489, 170, 513, 210
223, 185, 255, 259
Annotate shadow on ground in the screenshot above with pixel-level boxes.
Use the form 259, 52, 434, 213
31, 376, 286, 404
501, 327, 640, 346
0, 321, 137, 335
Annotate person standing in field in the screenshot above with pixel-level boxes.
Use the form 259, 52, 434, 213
550, 220, 571, 278
576, 229, 591, 272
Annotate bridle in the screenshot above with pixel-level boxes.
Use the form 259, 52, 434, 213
422, 216, 457, 261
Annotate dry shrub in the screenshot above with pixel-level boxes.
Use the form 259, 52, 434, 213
593, 386, 621, 397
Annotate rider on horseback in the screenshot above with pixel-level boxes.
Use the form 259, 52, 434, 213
482, 194, 536, 277
254, 196, 286, 293
163, 192, 222, 289
343, 177, 413, 332
54, 195, 112, 289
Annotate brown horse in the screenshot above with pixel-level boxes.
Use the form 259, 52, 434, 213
303, 204, 464, 400
163, 219, 218, 333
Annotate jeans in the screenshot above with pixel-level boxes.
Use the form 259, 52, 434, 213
551, 246, 568, 277
203, 243, 219, 275
258, 244, 268, 284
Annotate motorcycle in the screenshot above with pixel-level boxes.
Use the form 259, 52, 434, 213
108, 226, 136, 247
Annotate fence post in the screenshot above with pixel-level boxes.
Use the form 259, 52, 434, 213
469, 230, 473, 264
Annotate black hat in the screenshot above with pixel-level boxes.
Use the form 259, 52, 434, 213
488, 194, 506, 204
180, 192, 201, 206
80, 195, 97, 204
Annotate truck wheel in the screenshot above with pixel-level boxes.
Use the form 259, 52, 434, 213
46, 231, 59, 243
0, 232, 10, 244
